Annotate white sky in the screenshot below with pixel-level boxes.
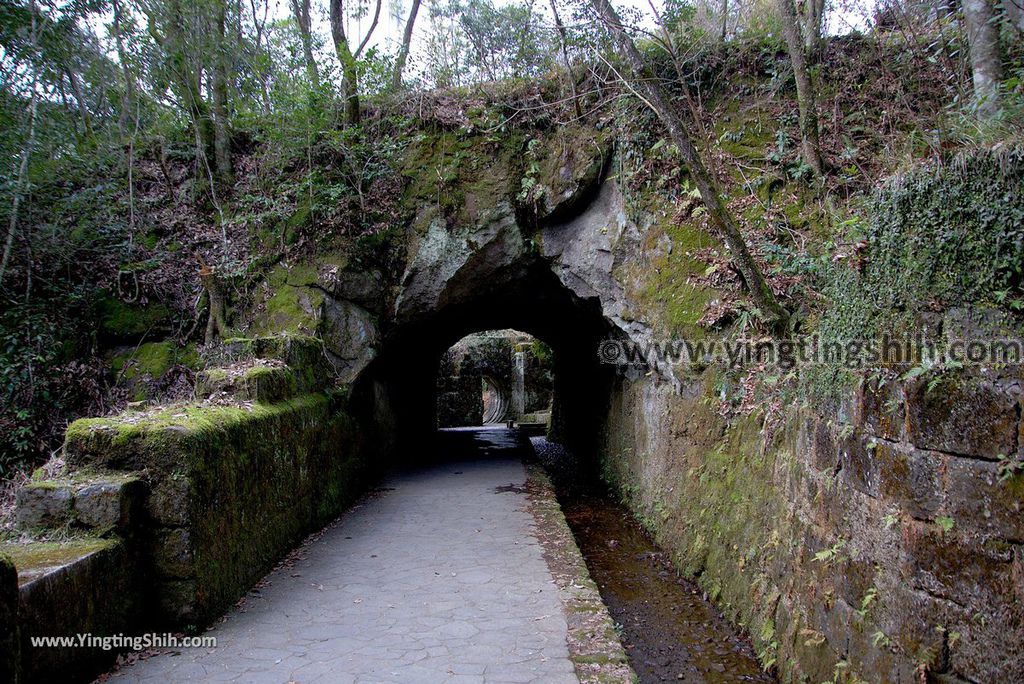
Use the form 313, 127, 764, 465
80, 0, 877, 83
302, 0, 878, 68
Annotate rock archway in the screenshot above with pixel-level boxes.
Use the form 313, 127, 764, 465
344, 181, 653, 463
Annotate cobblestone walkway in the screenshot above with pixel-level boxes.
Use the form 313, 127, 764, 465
111, 428, 578, 684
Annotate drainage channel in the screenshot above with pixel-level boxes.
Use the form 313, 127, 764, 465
531, 437, 775, 684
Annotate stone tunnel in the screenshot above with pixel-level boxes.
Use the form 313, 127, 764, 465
3, 132, 1024, 684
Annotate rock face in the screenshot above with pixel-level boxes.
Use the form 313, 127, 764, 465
541, 182, 673, 384
395, 204, 530, 323
320, 298, 379, 383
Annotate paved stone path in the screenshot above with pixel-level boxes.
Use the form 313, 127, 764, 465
112, 428, 578, 684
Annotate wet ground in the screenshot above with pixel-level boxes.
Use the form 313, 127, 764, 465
530, 437, 774, 684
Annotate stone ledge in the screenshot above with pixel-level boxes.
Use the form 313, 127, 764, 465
15, 473, 144, 533
1, 537, 143, 682
195, 361, 298, 403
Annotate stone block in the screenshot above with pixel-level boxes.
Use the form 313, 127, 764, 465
146, 478, 191, 526
833, 555, 876, 610
944, 457, 1024, 542
838, 429, 880, 498
872, 588, 952, 677
151, 528, 194, 579
811, 419, 838, 472
906, 379, 1017, 459
845, 617, 917, 684
72, 478, 144, 531
877, 444, 943, 520
195, 363, 298, 403
861, 378, 905, 442
158, 579, 197, 625
15, 483, 73, 530
948, 612, 1024, 683
903, 523, 1013, 606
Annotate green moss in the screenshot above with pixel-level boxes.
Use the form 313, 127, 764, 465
254, 263, 324, 335
400, 129, 525, 225
601, 373, 803, 673
633, 207, 717, 336
110, 342, 201, 401
96, 293, 173, 339
1, 538, 116, 574
64, 392, 344, 474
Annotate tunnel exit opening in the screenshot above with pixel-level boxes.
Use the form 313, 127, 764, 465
435, 329, 554, 430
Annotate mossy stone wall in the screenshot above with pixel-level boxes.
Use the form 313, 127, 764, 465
599, 364, 1024, 683
64, 391, 376, 628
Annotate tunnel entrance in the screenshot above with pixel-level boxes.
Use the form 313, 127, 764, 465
351, 243, 627, 465
435, 330, 554, 429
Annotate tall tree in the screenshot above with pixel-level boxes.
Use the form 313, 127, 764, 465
801, 0, 825, 53
963, 0, 1003, 115
392, 0, 423, 90
355, 0, 382, 57
210, 0, 233, 184
329, 0, 360, 124
777, 0, 824, 176
289, 0, 321, 87
0, 0, 41, 289
548, 0, 581, 118
589, 0, 787, 327
142, 0, 217, 174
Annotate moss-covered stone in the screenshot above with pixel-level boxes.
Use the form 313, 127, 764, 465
62, 389, 373, 627
8, 537, 143, 682
195, 364, 299, 403
0, 553, 18, 684
251, 263, 325, 335
95, 293, 174, 341
2, 538, 118, 586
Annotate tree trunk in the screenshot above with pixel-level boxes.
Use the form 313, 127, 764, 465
200, 264, 230, 344
963, 0, 1003, 115
355, 0, 382, 57
392, 0, 423, 91
0, 2, 40, 290
329, 0, 361, 125
65, 68, 94, 141
111, 0, 136, 131
144, 1, 217, 168
777, 0, 824, 176
290, 0, 321, 87
548, 0, 582, 118
802, 0, 824, 53
589, 0, 787, 328
211, 0, 233, 184
0, 85, 38, 290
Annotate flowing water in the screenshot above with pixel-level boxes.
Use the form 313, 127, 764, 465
531, 436, 775, 683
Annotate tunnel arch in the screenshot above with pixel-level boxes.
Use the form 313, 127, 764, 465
480, 375, 507, 424
351, 253, 628, 464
